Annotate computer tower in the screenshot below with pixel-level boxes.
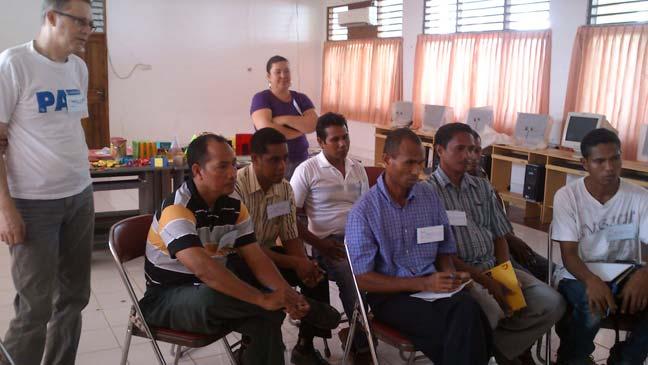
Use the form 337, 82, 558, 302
523, 164, 545, 202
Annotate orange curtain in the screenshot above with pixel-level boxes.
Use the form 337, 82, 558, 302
321, 38, 403, 125
564, 24, 648, 160
412, 30, 551, 134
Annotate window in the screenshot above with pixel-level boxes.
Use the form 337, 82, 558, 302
589, 0, 648, 25
326, 1, 403, 41
424, 0, 550, 34
327, 5, 349, 41
91, 0, 106, 33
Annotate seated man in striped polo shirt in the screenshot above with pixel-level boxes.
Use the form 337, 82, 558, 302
235, 128, 341, 365
140, 133, 311, 365
427, 123, 565, 365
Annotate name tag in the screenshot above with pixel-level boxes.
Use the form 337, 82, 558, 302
417, 225, 444, 244
267, 200, 290, 220
66, 89, 85, 113
446, 210, 467, 226
606, 224, 636, 241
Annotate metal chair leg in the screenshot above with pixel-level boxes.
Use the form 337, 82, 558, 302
342, 306, 359, 364
406, 350, 416, 365
222, 337, 237, 365
172, 344, 182, 365
120, 321, 134, 365
323, 338, 331, 357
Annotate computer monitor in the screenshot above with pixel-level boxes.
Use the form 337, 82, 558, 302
638, 124, 648, 162
465, 106, 493, 133
422, 105, 454, 131
392, 101, 413, 127
561, 112, 611, 152
514, 113, 550, 146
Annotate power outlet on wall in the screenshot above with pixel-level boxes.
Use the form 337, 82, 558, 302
140, 64, 153, 71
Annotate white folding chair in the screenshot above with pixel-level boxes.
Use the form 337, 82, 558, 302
341, 244, 424, 365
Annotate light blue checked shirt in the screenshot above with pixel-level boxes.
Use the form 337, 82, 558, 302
346, 174, 457, 277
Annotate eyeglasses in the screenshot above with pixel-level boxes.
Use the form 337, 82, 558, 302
53, 10, 97, 32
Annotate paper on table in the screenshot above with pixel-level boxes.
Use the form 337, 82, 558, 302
410, 280, 473, 302
563, 262, 634, 282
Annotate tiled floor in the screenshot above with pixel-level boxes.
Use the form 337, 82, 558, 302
0, 191, 623, 364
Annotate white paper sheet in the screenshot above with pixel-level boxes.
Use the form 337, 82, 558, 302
410, 280, 473, 302
563, 262, 633, 282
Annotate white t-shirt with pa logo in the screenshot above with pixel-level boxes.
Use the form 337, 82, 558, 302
0, 41, 91, 199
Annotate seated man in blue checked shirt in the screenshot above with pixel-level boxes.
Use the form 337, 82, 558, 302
427, 123, 565, 365
346, 128, 493, 365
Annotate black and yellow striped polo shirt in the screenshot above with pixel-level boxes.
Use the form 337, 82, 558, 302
145, 179, 256, 286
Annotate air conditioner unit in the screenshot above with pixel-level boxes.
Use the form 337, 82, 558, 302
338, 6, 378, 27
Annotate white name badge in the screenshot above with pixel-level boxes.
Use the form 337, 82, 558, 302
605, 224, 636, 241
66, 89, 85, 113
417, 225, 444, 244
267, 200, 290, 220
446, 210, 467, 226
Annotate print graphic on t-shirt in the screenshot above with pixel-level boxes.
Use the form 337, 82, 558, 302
36, 89, 83, 113
580, 211, 636, 237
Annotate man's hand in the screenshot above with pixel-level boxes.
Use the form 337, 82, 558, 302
258, 286, 310, 320
482, 276, 513, 316
585, 276, 616, 316
620, 269, 648, 315
294, 258, 323, 288
317, 239, 346, 261
0, 202, 24, 246
421, 272, 464, 292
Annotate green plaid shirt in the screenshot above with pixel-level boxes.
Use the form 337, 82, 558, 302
427, 168, 512, 270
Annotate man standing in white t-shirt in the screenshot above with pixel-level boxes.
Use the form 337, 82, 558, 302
290, 112, 371, 364
0, 1, 95, 364
552, 128, 648, 365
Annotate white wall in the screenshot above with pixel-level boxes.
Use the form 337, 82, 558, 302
323, 0, 590, 164
0, 1, 41, 52
0, 0, 324, 146
107, 0, 325, 145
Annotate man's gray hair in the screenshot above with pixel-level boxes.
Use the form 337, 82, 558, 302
41, 0, 91, 20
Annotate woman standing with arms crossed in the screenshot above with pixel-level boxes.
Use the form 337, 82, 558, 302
250, 56, 317, 179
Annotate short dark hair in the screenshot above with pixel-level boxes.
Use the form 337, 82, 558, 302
266, 55, 288, 74
42, 0, 91, 19
434, 123, 474, 148
383, 128, 422, 157
469, 128, 481, 142
580, 128, 621, 158
186, 133, 229, 173
316, 112, 348, 141
251, 128, 287, 155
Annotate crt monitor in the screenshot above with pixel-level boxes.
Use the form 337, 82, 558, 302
560, 112, 610, 152
422, 105, 454, 131
391, 101, 413, 127
465, 106, 493, 133
638, 124, 648, 162
514, 112, 550, 146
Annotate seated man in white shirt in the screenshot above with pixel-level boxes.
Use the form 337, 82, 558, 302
290, 112, 371, 364
552, 128, 648, 365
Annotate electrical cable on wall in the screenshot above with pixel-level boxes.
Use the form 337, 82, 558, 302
108, 51, 150, 80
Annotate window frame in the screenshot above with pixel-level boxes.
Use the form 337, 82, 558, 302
587, 0, 648, 26
326, 1, 404, 42
422, 0, 551, 34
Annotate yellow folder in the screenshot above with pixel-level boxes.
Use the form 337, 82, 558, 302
484, 260, 527, 312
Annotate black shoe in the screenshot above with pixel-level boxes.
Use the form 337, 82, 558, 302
290, 345, 330, 365
301, 298, 341, 331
